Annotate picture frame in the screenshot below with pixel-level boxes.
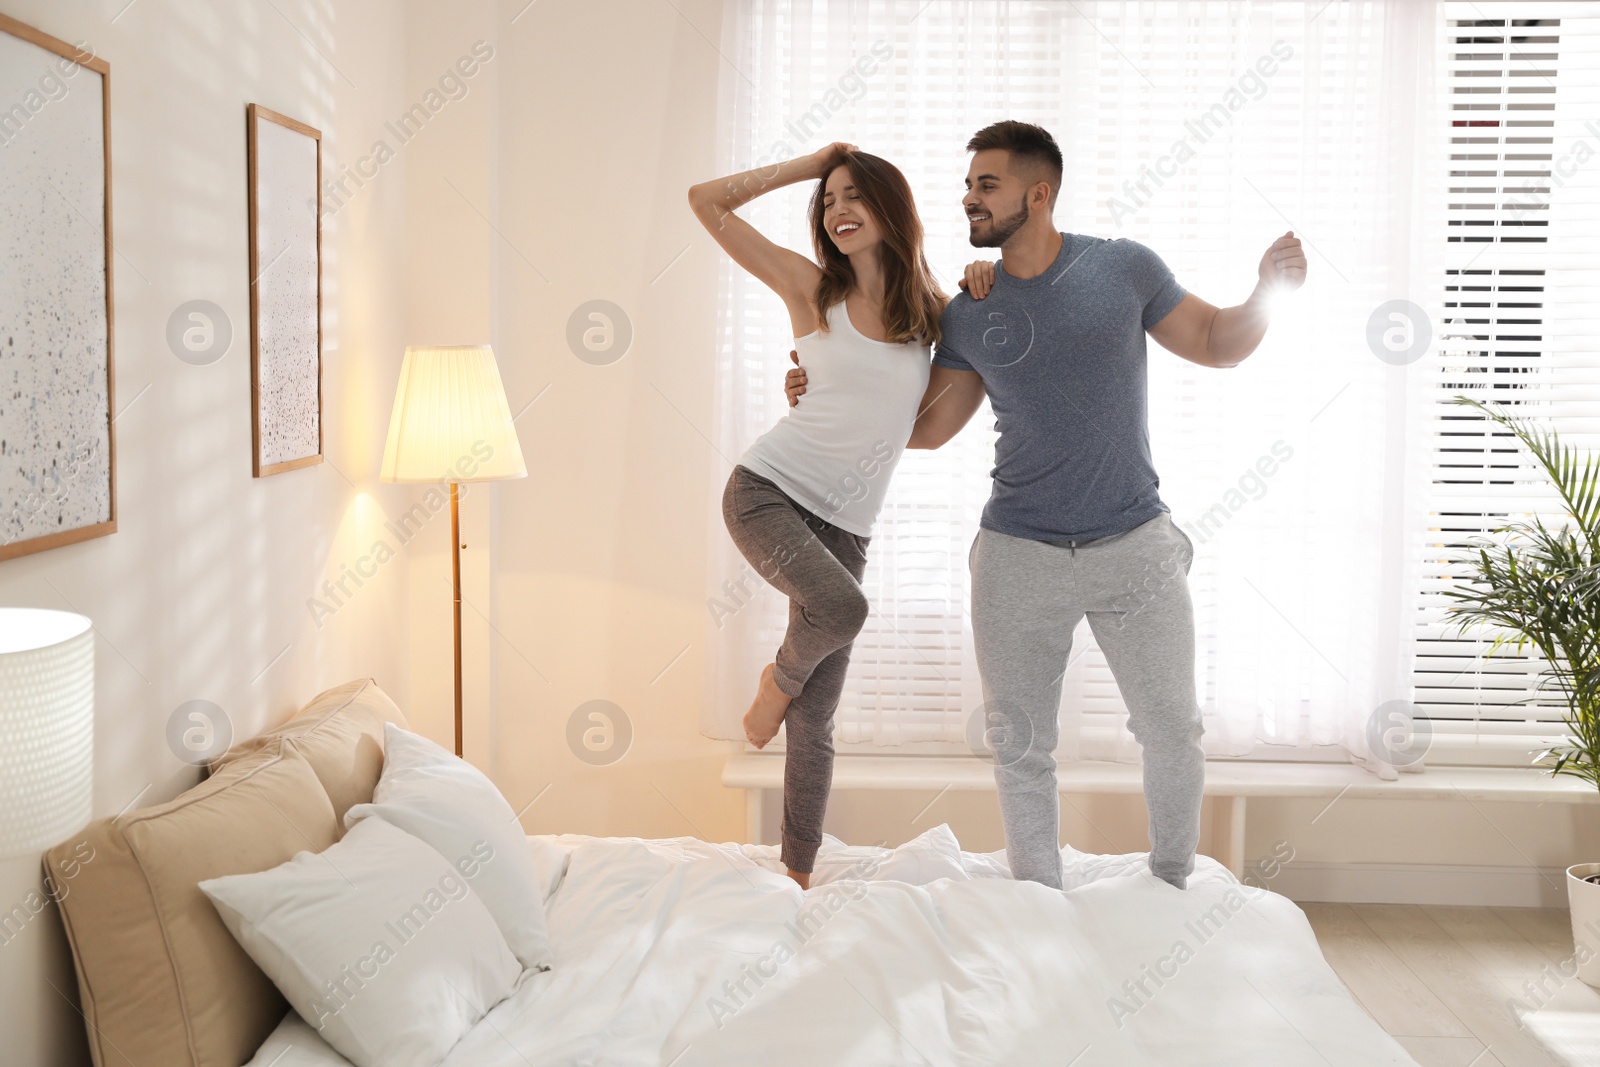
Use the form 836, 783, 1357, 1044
0, 14, 116, 563
246, 103, 323, 477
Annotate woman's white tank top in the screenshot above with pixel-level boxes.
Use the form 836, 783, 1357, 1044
738, 301, 932, 537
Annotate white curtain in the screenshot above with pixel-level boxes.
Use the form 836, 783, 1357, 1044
703, 0, 1447, 776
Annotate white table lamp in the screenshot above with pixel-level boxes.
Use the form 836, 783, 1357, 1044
0, 608, 94, 856
379, 345, 526, 756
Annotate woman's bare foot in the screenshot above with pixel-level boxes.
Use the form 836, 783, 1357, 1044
786, 868, 811, 890
743, 663, 792, 749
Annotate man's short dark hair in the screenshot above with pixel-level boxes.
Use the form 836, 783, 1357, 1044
966, 121, 1064, 206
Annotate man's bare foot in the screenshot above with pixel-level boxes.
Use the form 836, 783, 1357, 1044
786, 868, 811, 890
743, 663, 792, 749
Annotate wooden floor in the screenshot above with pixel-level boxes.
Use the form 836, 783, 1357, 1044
1304, 903, 1600, 1066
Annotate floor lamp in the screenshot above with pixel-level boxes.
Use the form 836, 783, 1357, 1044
380, 345, 527, 757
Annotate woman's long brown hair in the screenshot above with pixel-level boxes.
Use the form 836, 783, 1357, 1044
808, 151, 945, 346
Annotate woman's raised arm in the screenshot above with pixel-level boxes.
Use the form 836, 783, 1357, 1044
687, 143, 850, 312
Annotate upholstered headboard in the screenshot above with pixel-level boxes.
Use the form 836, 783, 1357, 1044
44, 678, 408, 1067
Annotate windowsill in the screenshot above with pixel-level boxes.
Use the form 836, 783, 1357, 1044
752, 732, 1564, 769
722, 750, 1600, 803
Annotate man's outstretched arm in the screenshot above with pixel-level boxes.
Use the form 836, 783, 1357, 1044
1148, 231, 1306, 369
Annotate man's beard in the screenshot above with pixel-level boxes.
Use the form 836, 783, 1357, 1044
968, 195, 1029, 248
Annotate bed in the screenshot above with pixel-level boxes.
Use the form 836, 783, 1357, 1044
46, 678, 1418, 1067
248, 826, 1418, 1066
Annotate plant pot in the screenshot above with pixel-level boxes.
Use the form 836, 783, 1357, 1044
1569, 863, 1600, 989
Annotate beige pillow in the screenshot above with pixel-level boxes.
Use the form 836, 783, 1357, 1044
209, 677, 409, 822
47, 743, 338, 1067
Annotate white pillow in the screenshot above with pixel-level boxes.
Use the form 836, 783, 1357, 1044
200, 817, 523, 1067
345, 723, 554, 969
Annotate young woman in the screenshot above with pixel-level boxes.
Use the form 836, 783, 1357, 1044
688, 143, 946, 889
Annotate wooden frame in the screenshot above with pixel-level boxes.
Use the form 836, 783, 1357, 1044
0, 15, 116, 562
246, 103, 323, 477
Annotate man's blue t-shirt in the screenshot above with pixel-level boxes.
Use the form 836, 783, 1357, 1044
933, 231, 1187, 543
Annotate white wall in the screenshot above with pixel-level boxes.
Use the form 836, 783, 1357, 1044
0, 1, 414, 1063
404, 0, 749, 843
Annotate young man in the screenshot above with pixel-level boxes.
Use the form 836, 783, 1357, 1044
789, 121, 1306, 889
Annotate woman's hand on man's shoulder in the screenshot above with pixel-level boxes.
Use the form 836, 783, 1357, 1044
957, 260, 997, 300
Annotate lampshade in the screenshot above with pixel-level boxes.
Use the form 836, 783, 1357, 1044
0, 608, 94, 856
379, 345, 528, 483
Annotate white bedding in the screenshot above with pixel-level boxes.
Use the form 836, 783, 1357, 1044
248, 825, 1418, 1066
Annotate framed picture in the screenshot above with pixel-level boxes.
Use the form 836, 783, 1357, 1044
0, 15, 115, 562
246, 103, 322, 477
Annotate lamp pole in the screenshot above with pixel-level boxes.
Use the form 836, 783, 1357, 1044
451, 481, 464, 757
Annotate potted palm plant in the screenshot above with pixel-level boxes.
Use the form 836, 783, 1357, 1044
1442, 396, 1600, 987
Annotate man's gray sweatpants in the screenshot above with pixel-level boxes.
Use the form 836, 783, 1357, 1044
970, 512, 1205, 890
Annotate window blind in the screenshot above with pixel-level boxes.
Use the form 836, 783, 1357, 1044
1413, 3, 1600, 753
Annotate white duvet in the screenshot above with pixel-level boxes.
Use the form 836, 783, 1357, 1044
249, 825, 1417, 1066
